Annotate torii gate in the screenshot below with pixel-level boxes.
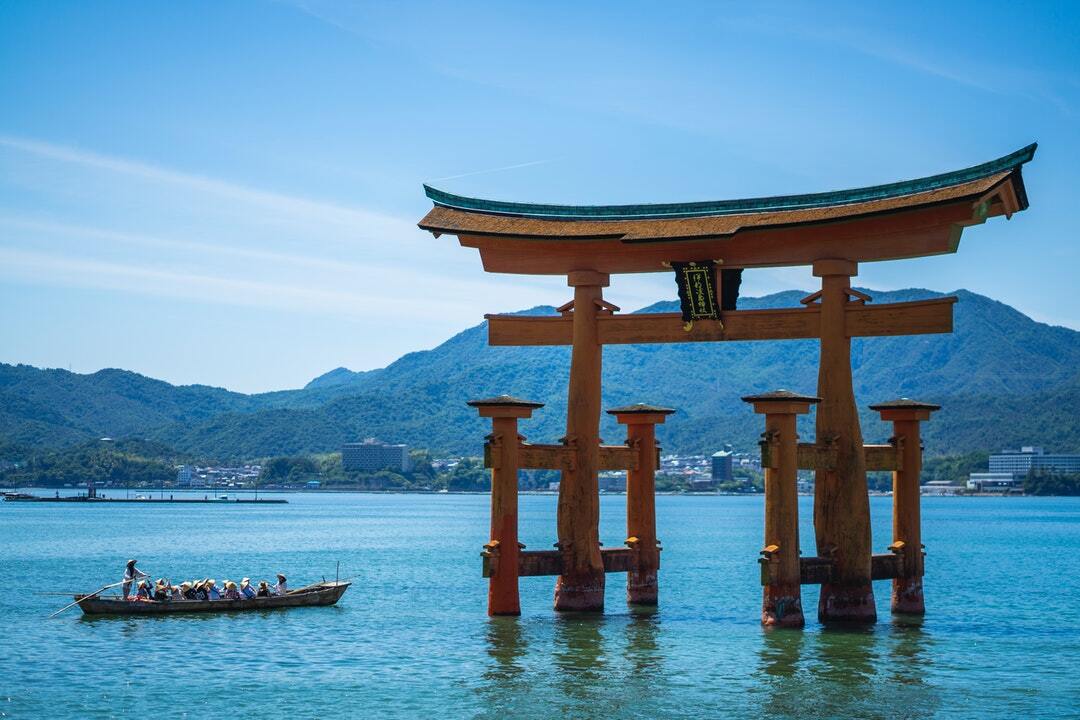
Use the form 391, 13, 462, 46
419, 144, 1035, 624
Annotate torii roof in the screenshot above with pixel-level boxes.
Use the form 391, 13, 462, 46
418, 144, 1036, 275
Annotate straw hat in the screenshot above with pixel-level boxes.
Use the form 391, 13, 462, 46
127, 559, 137, 565
180, 582, 192, 590
240, 578, 250, 586
276, 573, 287, 581
208, 579, 216, 587
225, 581, 237, 590
258, 580, 268, 587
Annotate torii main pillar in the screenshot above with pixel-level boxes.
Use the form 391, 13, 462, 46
813, 259, 875, 622
554, 270, 609, 611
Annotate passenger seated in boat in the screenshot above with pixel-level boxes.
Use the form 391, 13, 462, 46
256, 581, 271, 598
153, 580, 169, 601
193, 581, 208, 601
181, 582, 196, 600
240, 578, 256, 599
206, 579, 221, 600
223, 581, 240, 600
135, 580, 152, 600
171, 583, 183, 600
273, 574, 288, 595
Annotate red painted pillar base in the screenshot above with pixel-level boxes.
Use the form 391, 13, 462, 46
627, 569, 658, 606
892, 576, 925, 614
554, 575, 605, 612
819, 584, 877, 622
763, 583, 804, 628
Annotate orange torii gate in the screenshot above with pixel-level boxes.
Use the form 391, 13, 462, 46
419, 144, 1035, 622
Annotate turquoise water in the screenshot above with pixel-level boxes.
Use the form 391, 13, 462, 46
2, 493, 1078, 719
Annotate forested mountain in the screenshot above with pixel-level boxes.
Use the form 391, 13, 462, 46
3, 288, 1078, 460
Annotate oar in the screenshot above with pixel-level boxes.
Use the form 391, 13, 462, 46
48, 579, 126, 618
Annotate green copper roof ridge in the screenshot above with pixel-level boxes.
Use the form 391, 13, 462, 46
425, 143, 1036, 220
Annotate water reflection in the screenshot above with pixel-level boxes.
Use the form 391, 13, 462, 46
757, 627, 807, 719
553, 613, 607, 697
483, 615, 528, 682
760, 626, 804, 678
757, 617, 940, 720
474, 616, 532, 720
623, 605, 662, 673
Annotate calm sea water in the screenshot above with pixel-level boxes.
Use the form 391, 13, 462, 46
1, 492, 1078, 719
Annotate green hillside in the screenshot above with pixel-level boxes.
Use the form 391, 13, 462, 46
2, 288, 1076, 460
141, 288, 1080, 459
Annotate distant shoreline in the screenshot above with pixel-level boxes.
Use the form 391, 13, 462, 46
1, 487, 1052, 499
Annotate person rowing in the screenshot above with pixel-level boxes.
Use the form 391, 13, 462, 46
122, 559, 148, 599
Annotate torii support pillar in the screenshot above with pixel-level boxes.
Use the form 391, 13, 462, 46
744, 390, 820, 628
812, 258, 876, 623
608, 403, 675, 606
870, 399, 940, 614
555, 270, 609, 612
468, 395, 544, 616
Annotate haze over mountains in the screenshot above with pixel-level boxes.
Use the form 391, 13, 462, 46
2, 288, 1077, 460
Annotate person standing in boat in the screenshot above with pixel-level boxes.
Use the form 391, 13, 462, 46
273, 574, 287, 595
122, 559, 148, 599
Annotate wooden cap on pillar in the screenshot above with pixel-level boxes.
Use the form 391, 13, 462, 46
467, 395, 544, 419
607, 403, 675, 425
869, 398, 940, 422
567, 270, 610, 287
741, 389, 821, 415
812, 258, 858, 277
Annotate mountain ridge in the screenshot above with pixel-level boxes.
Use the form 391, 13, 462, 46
3, 287, 1077, 459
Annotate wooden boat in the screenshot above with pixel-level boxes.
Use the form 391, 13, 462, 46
73, 580, 350, 616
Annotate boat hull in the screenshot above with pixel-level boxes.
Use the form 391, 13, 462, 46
74, 581, 350, 615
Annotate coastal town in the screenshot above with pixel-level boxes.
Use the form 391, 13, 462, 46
5, 437, 1077, 498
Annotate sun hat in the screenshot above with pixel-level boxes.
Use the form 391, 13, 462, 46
241, 578, 250, 585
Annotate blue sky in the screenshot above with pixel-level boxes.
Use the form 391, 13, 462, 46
1, 1, 1076, 392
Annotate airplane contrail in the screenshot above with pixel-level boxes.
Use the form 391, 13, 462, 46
432, 158, 558, 182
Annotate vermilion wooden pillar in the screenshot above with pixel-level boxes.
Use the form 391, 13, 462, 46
608, 404, 675, 606
744, 391, 819, 628
468, 395, 544, 616
870, 399, 939, 614
812, 259, 876, 623
555, 270, 608, 612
